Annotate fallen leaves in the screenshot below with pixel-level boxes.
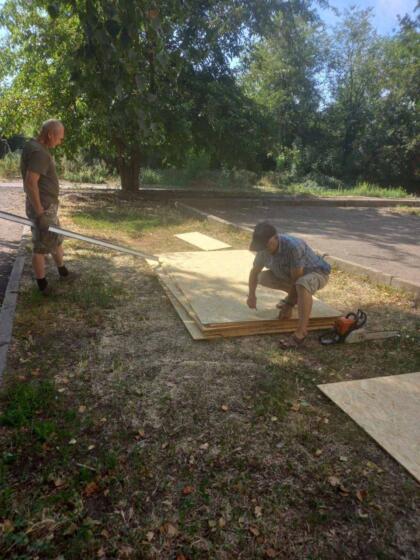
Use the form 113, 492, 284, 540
221, 404, 229, 412
356, 489, 367, 503
182, 485, 195, 496
254, 505, 263, 518
160, 522, 178, 538
328, 475, 340, 487
328, 475, 350, 495
249, 526, 260, 537
1, 519, 14, 533
83, 481, 100, 497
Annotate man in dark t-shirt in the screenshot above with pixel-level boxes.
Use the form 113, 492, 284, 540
21, 119, 74, 294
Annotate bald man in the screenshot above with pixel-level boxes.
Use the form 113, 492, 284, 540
21, 119, 75, 295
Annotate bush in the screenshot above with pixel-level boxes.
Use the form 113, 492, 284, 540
141, 167, 163, 185
184, 150, 211, 181
59, 155, 111, 184
0, 152, 21, 178
218, 166, 258, 189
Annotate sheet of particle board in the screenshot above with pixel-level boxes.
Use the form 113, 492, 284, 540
175, 232, 231, 251
158, 250, 340, 326
152, 263, 336, 338
318, 372, 420, 482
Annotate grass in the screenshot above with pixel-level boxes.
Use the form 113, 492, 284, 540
140, 168, 413, 199
387, 206, 420, 216
1, 194, 419, 559
0, 153, 20, 178
71, 206, 184, 237
1, 152, 414, 200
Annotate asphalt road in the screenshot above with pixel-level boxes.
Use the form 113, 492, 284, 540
0, 183, 25, 303
184, 198, 420, 285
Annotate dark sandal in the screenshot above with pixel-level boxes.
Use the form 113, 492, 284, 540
279, 334, 307, 349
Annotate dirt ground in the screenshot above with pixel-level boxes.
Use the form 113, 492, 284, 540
0, 193, 419, 559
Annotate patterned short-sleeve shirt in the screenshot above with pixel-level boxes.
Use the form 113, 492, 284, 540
253, 234, 331, 277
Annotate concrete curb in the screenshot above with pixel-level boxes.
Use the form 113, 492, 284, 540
56, 186, 420, 208
139, 189, 420, 207
0, 226, 30, 382
176, 201, 420, 301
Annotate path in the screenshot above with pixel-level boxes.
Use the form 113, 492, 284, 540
183, 198, 420, 286
0, 183, 25, 304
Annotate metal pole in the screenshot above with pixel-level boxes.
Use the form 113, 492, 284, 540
0, 210, 159, 262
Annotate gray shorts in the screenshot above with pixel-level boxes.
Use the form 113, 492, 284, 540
26, 200, 64, 255
258, 269, 329, 295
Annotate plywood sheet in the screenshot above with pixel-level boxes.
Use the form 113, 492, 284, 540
318, 372, 420, 482
155, 261, 336, 338
175, 232, 231, 251
158, 250, 340, 326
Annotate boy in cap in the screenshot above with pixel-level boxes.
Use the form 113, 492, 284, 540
247, 222, 331, 347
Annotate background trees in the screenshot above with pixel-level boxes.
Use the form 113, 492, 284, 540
0, 1, 418, 192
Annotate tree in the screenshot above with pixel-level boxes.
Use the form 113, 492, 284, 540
0, 0, 292, 190
241, 5, 324, 171
323, 8, 384, 179
360, 13, 419, 189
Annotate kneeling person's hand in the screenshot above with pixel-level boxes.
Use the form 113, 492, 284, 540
247, 294, 257, 309
278, 302, 293, 320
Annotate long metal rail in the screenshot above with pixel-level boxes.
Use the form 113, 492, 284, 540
0, 210, 159, 262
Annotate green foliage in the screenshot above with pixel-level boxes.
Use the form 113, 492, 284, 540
184, 150, 211, 180
0, 151, 20, 178
0, 1, 418, 192
0, 0, 286, 190
140, 167, 163, 185
59, 156, 111, 184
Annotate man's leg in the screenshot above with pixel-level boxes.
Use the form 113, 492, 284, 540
258, 270, 291, 291
32, 253, 46, 279
51, 244, 64, 267
295, 284, 313, 340
258, 270, 294, 318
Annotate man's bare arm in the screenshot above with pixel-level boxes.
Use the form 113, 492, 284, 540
247, 265, 263, 308
24, 170, 44, 216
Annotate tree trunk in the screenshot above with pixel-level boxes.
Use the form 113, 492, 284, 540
118, 152, 141, 192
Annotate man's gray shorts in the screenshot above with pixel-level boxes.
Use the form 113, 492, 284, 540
258, 269, 329, 295
26, 200, 64, 255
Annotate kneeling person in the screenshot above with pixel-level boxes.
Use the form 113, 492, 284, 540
247, 222, 330, 347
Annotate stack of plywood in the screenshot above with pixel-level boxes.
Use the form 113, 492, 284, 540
149, 249, 341, 340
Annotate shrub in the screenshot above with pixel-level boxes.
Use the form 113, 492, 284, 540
141, 167, 163, 185
59, 155, 111, 184
0, 152, 21, 178
184, 150, 211, 180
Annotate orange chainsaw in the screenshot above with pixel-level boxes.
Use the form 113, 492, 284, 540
319, 309, 367, 345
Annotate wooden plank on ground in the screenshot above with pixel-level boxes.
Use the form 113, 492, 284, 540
318, 372, 420, 482
154, 262, 336, 338
175, 232, 231, 251
158, 250, 340, 326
